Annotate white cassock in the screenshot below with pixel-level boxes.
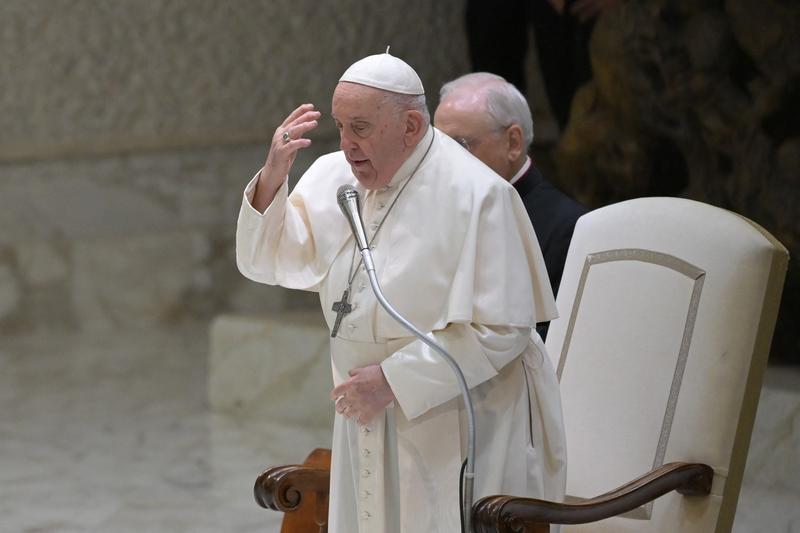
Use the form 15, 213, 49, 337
236, 126, 567, 532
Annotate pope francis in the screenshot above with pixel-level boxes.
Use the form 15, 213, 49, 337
236, 52, 567, 532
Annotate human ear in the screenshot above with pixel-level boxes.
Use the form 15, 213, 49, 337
404, 110, 425, 146
506, 124, 525, 162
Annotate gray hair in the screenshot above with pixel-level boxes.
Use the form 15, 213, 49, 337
439, 72, 534, 148
383, 92, 431, 127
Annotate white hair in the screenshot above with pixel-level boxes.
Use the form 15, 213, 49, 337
383, 91, 431, 126
439, 72, 534, 148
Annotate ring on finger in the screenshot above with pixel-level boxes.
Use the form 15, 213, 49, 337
282, 131, 291, 143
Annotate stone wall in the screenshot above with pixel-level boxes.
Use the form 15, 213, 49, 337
554, 0, 799, 363
0, 0, 470, 334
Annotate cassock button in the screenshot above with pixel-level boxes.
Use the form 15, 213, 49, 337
361, 511, 372, 520
360, 490, 371, 500
362, 448, 371, 457
359, 282, 367, 292
361, 468, 371, 478
348, 324, 357, 331
361, 426, 371, 435
377, 201, 386, 209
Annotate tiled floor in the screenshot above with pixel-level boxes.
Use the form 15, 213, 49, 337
1, 321, 797, 532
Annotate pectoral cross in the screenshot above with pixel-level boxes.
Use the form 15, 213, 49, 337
331, 288, 353, 338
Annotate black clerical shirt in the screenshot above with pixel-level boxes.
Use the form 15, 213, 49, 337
512, 161, 588, 339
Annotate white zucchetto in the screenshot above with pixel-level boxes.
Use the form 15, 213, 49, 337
339, 52, 425, 95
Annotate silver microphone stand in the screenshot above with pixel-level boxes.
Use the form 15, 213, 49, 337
359, 249, 476, 533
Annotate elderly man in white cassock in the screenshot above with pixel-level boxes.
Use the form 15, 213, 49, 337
236, 52, 567, 532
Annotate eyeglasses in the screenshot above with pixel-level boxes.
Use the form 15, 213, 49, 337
454, 136, 479, 152
452, 125, 510, 153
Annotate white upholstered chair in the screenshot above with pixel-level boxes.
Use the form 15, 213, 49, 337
473, 197, 789, 532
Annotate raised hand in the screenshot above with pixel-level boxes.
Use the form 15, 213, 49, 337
252, 103, 321, 212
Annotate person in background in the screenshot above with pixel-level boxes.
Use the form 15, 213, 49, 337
435, 72, 588, 339
465, 0, 619, 130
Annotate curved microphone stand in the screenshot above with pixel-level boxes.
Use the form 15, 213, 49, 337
337, 185, 476, 532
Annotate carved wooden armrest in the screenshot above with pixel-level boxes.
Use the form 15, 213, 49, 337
254, 448, 332, 531
473, 462, 713, 533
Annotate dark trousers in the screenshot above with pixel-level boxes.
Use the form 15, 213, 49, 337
466, 0, 595, 129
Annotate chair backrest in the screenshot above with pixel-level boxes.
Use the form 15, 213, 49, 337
545, 197, 788, 532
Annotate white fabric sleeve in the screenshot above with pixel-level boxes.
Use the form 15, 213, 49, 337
236, 172, 323, 291
380, 323, 530, 420
235, 172, 289, 284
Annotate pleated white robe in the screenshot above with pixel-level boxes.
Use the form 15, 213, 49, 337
236, 127, 567, 532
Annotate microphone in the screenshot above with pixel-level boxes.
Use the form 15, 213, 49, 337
337, 184, 370, 253
335, 185, 477, 533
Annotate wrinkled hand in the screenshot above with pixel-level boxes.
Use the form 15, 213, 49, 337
331, 365, 396, 426
253, 103, 320, 210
